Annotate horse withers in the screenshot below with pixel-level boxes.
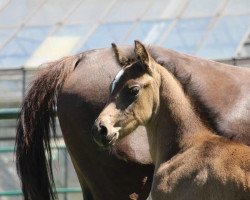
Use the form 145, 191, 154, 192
93, 41, 250, 200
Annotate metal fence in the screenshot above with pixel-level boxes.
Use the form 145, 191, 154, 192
0, 67, 36, 108
0, 108, 82, 200
0, 57, 250, 109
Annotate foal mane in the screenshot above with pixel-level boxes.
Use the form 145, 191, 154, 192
149, 49, 222, 135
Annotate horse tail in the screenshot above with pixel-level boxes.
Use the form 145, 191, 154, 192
15, 55, 82, 200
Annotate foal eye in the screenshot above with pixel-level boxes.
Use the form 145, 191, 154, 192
128, 85, 140, 96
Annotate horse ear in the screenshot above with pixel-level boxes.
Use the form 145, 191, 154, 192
111, 43, 130, 66
134, 40, 152, 74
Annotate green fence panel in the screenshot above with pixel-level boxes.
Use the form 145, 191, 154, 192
0, 187, 82, 196
0, 108, 81, 198
0, 108, 20, 119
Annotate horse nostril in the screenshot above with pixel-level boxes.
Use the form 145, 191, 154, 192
99, 124, 108, 136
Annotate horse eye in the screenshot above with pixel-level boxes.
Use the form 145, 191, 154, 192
128, 85, 140, 96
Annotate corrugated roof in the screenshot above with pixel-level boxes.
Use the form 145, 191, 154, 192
0, 0, 250, 69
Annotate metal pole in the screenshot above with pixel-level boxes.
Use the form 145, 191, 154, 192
0, 108, 20, 119
64, 148, 69, 200
22, 67, 26, 100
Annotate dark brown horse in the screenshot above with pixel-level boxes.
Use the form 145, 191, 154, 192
15, 45, 250, 200
93, 41, 250, 199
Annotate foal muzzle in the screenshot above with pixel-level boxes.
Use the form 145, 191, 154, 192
92, 120, 120, 147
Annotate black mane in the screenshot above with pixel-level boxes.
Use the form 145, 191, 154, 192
150, 50, 222, 135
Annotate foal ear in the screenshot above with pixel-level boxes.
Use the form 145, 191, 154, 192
111, 43, 130, 66
134, 40, 153, 74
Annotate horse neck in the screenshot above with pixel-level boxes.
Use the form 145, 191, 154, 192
147, 65, 211, 166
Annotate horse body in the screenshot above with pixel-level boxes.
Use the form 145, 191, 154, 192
147, 59, 250, 200
16, 45, 250, 200
93, 41, 250, 200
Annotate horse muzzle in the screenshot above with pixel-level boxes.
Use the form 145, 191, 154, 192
92, 120, 120, 147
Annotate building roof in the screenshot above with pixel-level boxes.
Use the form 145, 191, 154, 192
0, 0, 250, 69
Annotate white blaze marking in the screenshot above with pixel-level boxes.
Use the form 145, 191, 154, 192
111, 69, 124, 93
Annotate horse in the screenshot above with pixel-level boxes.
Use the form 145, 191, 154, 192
15, 43, 250, 200
93, 41, 250, 200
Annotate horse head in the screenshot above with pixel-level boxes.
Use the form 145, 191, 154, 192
92, 41, 162, 147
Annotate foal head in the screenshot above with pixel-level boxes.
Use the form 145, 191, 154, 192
92, 41, 162, 147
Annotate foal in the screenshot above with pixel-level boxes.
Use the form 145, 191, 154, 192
92, 41, 250, 200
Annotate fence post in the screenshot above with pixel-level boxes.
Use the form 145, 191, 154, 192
22, 67, 26, 99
